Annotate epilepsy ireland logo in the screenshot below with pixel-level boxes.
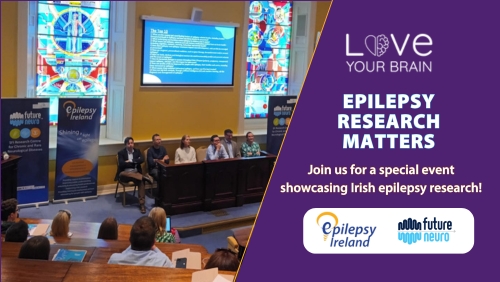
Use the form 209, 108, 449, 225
63, 100, 98, 121
316, 211, 376, 248
365, 34, 389, 57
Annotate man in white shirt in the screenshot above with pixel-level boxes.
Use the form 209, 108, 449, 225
108, 216, 174, 268
205, 135, 229, 160
221, 129, 241, 158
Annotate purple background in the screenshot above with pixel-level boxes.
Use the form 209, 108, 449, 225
237, 0, 500, 281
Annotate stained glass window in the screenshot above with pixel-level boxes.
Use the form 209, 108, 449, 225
245, 1, 292, 119
36, 1, 110, 124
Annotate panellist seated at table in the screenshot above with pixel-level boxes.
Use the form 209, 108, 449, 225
175, 135, 197, 164
221, 129, 241, 158
205, 135, 229, 160
240, 132, 261, 157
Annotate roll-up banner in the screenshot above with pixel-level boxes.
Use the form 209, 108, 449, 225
54, 98, 101, 202
266, 96, 297, 155
1, 98, 50, 206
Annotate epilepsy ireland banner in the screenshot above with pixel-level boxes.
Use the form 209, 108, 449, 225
1, 98, 49, 205
236, 0, 500, 281
54, 98, 101, 201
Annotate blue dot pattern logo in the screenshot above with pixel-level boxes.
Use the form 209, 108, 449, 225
21, 128, 31, 139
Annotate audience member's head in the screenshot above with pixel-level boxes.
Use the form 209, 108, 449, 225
18, 236, 51, 260
224, 129, 233, 141
204, 248, 240, 271
50, 209, 71, 237
1, 198, 19, 221
129, 216, 156, 251
180, 135, 191, 149
149, 207, 167, 235
97, 217, 118, 240
5, 220, 29, 242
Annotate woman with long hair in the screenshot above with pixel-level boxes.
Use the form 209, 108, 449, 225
175, 135, 197, 164
97, 217, 118, 240
148, 207, 181, 243
50, 209, 72, 237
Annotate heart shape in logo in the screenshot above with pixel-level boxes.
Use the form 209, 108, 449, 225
365, 34, 389, 57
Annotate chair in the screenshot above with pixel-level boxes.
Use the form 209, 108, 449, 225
196, 146, 208, 162
115, 155, 138, 206
143, 148, 156, 198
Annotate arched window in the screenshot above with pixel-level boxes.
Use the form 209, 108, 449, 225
36, 1, 110, 125
244, 1, 293, 119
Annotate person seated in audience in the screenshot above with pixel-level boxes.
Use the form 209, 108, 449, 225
204, 248, 240, 271
116, 136, 153, 214
205, 134, 229, 160
222, 129, 241, 158
175, 134, 197, 164
5, 219, 29, 242
147, 133, 170, 181
18, 236, 51, 260
108, 216, 174, 268
97, 217, 118, 240
240, 131, 261, 157
149, 207, 181, 244
1, 198, 19, 234
50, 209, 72, 237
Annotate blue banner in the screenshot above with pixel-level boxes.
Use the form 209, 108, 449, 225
54, 98, 101, 200
266, 96, 296, 155
1, 98, 50, 205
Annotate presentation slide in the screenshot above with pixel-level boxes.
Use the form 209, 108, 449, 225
141, 20, 236, 86
236, 0, 500, 281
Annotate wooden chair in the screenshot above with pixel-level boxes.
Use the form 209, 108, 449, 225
196, 146, 208, 162
142, 148, 156, 198
114, 155, 138, 206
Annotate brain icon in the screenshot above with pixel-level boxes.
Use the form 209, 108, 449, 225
377, 35, 389, 57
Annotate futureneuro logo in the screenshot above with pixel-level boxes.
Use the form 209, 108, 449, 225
398, 217, 454, 245
10, 112, 24, 126
9, 111, 42, 127
63, 100, 98, 121
273, 105, 292, 117
316, 211, 376, 247
345, 33, 433, 73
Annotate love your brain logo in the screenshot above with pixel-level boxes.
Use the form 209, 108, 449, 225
345, 33, 433, 73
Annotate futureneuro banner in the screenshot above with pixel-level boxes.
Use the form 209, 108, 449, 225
266, 96, 296, 155
0, 98, 50, 205
54, 98, 101, 201
236, 0, 500, 281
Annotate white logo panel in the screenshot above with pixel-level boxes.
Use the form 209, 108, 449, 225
303, 208, 474, 254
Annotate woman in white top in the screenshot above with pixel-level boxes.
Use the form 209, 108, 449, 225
175, 135, 197, 164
